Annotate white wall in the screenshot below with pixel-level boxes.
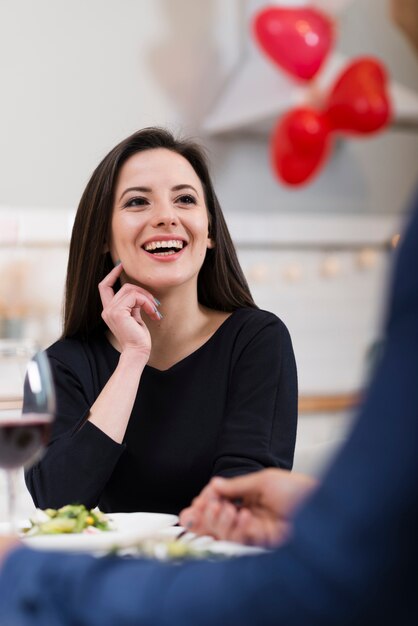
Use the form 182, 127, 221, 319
0, 0, 241, 210
0, 0, 417, 214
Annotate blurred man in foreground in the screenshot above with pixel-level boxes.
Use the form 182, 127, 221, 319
0, 1, 417, 624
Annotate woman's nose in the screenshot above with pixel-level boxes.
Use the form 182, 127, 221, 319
151, 201, 179, 227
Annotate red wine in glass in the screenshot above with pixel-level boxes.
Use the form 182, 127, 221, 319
0, 349, 55, 532
0, 414, 51, 470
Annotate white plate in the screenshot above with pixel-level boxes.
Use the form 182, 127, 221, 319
207, 540, 266, 557
16, 512, 178, 553
155, 527, 267, 556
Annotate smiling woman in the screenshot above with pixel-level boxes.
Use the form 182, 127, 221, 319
24, 128, 298, 515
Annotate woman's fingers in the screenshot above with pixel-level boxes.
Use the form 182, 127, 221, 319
185, 485, 218, 520
230, 509, 289, 547
178, 506, 195, 529
111, 286, 161, 322
103, 290, 160, 324
98, 262, 124, 308
191, 500, 238, 540
192, 484, 218, 509
212, 501, 238, 539
207, 475, 259, 511
180, 498, 278, 546
224, 507, 252, 544
98, 265, 161, 324
179, 487, 219, 531
181, 477, 296, 546
111, 281, 159, 311
99, 263, 161, 317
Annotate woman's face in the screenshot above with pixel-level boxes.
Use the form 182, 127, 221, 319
109, 148, 214, 293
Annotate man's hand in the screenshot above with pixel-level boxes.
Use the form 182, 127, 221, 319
0, 536, 21, 569
180, 469, 317, 547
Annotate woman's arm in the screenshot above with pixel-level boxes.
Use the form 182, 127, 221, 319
88, 262, 160, 442
24, 353, 133, 509
25, 263, 161, 509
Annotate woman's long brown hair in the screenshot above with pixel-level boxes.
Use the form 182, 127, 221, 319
63, 128, 256, 339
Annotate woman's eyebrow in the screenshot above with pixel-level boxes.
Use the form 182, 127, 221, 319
119, 186, 151, 202
171, 184, 199, 195
119, 184, 199, 202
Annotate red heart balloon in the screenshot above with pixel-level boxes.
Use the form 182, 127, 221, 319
326, 58, 392, 134
253, 6, 335, 81
271, 108, 331, 185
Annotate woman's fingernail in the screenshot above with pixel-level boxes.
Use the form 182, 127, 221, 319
157, 311, 163, 320
114, 259, 121, 267
154, 298, 161, 306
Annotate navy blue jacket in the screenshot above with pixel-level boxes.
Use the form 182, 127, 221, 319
0, 194, 417, 625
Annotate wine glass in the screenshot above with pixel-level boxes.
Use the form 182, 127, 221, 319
0, 348, 55, 533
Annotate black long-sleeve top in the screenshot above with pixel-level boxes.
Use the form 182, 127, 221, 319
25, 308, 298, 515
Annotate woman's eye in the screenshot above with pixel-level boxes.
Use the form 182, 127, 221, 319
124, 197, 149, 209
177, 194, 196, 205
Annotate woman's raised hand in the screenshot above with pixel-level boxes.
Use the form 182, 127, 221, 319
87, 262, 161, 443
98, 262, 161, 359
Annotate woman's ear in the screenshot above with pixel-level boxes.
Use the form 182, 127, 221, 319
207, 237, 215, 249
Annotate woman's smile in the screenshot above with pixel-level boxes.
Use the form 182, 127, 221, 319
141, 234, 188, 261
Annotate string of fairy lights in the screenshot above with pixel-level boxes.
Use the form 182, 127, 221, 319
240, 234, 401, 285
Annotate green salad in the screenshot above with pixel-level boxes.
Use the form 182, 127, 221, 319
23, 504, 112, 536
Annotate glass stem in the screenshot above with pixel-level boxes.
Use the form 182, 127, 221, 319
6, 469, 19, 534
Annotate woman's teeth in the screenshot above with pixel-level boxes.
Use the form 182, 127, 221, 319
143, 240, 184, 255
152, 250, 177, 256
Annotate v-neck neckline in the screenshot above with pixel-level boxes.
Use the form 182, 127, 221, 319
104, 309, 241, 374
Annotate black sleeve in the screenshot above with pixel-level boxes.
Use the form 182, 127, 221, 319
212, 315, 298, 477
25, 355, 125, 509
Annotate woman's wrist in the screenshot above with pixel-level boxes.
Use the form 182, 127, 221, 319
119, 346, 150, 369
